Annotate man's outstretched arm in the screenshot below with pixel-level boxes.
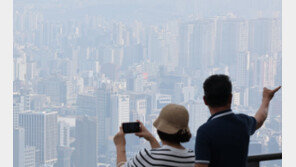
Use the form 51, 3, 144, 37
254, 86, 281, 130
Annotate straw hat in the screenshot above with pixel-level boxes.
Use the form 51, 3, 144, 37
153, 104, 190, 134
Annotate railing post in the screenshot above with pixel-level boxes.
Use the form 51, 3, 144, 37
247, 161, 259, 167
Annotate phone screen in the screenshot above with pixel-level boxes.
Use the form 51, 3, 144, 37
122, 122, 140, 133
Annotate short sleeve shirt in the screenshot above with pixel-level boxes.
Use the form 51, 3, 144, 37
123, 145, 195, 167
195, 109, 257, 167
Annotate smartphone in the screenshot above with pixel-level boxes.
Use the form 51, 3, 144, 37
122, 122, 140, 133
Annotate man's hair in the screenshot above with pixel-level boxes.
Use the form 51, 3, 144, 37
203, 74, 232, 107
157, 130, 191, 143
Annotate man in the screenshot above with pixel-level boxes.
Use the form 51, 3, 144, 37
114, 104, 195, 167
195, 74, 281, 167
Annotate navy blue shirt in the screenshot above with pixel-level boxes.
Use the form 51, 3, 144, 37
195, 109, 257, 167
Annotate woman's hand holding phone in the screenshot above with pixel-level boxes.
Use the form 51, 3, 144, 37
135, 120, 160, 148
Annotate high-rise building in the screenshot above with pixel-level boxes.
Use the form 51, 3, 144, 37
183, 100, 209, 133
173, 82, 184, 103
154, 94, 172, 111
255, 55, 277, 88
178, 23, 194, 70
37, 77, 69, 105
13, 93, 23, 129
236, 52, 250, 87
56, 146, 73, 167
58, 121, 71, 147
76, 94, 96, 116
249, 18, 281, 56
191, 19, 217, 70
216, 18, 249, 67
182, 85, 195, 103
14, 128, 25, 167
13, 128, 36, 167
19, 111, 58, 166
111, 94, 130, 137
29, 94, 50, 111
13, 52, 27, 81
24, 146, 36, 167
72, 116, 97, 167
95, 86, 111, 155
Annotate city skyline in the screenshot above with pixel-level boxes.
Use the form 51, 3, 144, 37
13, 0, 282, 167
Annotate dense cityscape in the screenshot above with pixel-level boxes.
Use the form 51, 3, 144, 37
13, 0, 282, 167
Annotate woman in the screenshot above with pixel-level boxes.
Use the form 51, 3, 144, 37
114, 103, 195, 167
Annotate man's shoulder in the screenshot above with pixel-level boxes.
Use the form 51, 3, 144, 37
196, 113, 251, 131
235, 113, 250, 118
235, 113, 256, 122
196, 121, 212, 136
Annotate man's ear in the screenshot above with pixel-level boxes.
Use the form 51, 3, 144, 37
203, 96, 208, 106
228, 94, 233, 104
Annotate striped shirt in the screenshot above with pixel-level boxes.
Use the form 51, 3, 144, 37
123, 145, 195, 167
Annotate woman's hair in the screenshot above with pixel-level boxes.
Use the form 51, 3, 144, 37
157, 129, 191, 143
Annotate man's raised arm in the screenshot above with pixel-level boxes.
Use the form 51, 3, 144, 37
254, 86, 281, 130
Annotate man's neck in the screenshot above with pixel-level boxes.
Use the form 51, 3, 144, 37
209, 106, 231, 115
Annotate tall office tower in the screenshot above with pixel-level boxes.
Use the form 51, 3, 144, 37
154, 94, 172, 111
26, 61, 37, 81
163, 28, 179, 71
72, 116, 97, 167
191, 19, 217, 70
135, 99, 147, 123
232, 91, 241, 107
29, 94, 50, 111
24, 146, 36, 167
183, 100, 209, 134
147, 28, 167, 66
129, 95, 147, 123
122, 44, 145, 70
249, 18, 281, 55
14, 128, 36, 167
178, 23, 194, 70
95, 86, 111, 155
112, 47, 124, 67
173, 82, 184, 104
76, 94, 96, 116
13, 93, 31, 129
13, 51, 27, 81
37, 77, 68, 106
134, 74, 144, 92
19, 111, 58, 166
254, 55, 277, 88
14, 128, 25, 167
58, 121, 71, 147
117, 94, 130, 126
216, 18, 249, 67
56, 146, 73, 167
236, 52, 250, 87
112, 22, 125, 46
13, 93, 23, 129
182, 85, 195, 103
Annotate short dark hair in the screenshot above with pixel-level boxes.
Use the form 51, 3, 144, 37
157, 130, 191, 143
203, 74, 232, 107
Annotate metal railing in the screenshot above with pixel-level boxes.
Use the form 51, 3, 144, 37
247, 153, 282, 167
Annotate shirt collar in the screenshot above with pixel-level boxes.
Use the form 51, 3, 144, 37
207, 109, 233, 122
